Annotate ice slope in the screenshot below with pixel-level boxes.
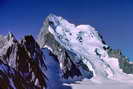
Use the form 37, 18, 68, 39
42, 48, 72, 89
43, 14, 133, 83
42, 48, 61, 89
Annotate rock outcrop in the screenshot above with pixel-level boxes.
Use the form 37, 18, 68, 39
0, 33, 47, 89
108, 48, 133, 74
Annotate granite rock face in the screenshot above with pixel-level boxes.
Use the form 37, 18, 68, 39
0, 33, 47, 89
108, 48, 133, 74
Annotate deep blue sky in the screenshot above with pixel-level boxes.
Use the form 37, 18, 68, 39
0, 0, 133, 60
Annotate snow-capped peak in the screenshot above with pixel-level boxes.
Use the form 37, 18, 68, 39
46, 14, 106, 48
6, 32, 16, 41
38, 14, 133, 83
76, 25, 102, 41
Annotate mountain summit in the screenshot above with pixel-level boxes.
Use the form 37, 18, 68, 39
37, 14, 133, 83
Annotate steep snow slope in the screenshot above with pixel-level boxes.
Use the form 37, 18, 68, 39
38, 14, 133, 83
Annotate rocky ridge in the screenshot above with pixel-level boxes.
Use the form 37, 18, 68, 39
0, 33, 47, 89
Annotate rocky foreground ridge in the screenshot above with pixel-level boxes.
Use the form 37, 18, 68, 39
0, 33, 47, 89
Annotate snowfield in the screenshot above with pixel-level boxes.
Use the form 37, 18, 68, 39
64, 79, 133, 89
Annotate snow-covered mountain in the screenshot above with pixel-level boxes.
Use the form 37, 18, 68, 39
0, 14, 133, 89
37, 14, 133, 84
